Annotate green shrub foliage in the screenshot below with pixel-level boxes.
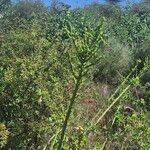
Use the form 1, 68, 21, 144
0, 0, 149, 149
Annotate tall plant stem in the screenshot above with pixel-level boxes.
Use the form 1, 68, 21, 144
57, 73, 82, 150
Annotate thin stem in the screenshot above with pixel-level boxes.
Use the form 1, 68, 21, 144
86, 85, 130, 132
100, 139, 107, 150
90, 64, 138, 124
57, 71, 82, 150
95, 85, 130, 125
67, 52, 78, 79
77, 133, 83, 150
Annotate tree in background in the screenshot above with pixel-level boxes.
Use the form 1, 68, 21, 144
106, 0, 122, 5
143, 0, 150, 3
0, 0, 11, 13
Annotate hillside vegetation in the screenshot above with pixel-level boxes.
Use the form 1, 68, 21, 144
0, 0, 150, 149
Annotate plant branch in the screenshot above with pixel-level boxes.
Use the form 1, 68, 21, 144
57, 70, 83, 150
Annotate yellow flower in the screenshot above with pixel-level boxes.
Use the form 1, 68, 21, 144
76, 126, 84, 133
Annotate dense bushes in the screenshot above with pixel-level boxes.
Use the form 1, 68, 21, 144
0, 0, 150, 149
93, 38, 132, 84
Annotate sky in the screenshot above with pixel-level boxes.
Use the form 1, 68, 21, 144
43, 0, 141, 8
11, 0, 142, 8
